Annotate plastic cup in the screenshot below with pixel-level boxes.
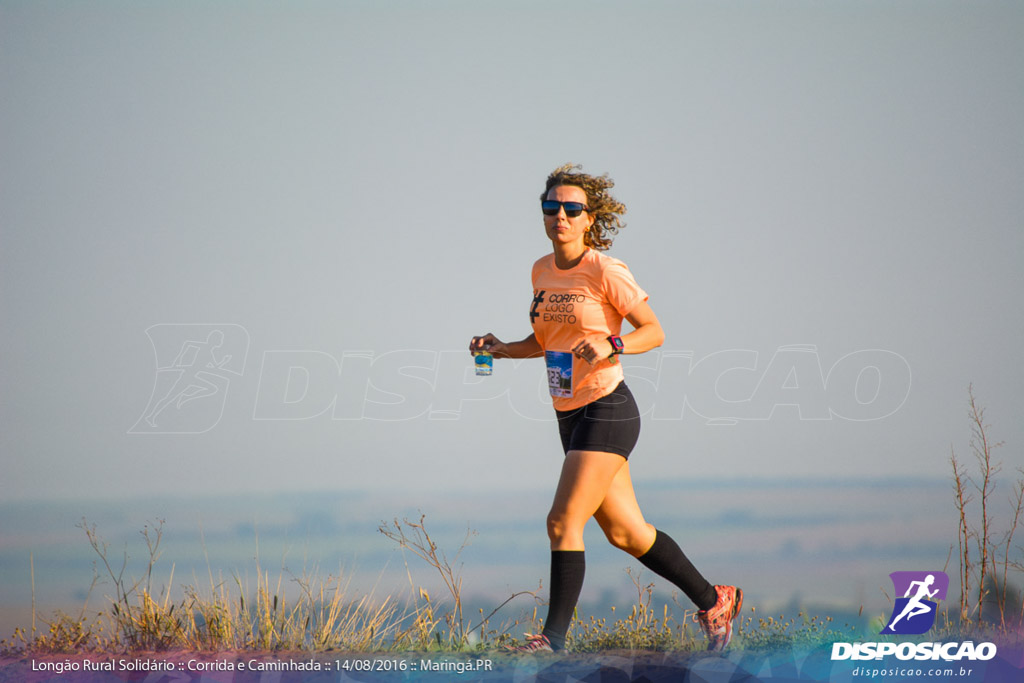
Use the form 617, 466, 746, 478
473, 351, 493, 376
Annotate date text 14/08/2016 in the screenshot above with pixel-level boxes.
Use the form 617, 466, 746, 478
339, 658, 494, 674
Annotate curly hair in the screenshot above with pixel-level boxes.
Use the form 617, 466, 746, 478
541, 163, 626, 251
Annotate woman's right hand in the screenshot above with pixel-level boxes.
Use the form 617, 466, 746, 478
469, 333, 506, 357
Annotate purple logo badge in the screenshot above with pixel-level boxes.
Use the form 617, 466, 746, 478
881, 571, 949, 635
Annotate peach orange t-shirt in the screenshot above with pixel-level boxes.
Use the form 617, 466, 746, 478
530, 249, 648, 411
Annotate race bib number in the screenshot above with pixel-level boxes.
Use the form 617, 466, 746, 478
545, 351, 573, 398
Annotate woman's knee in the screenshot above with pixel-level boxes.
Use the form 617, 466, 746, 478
546, 509, 583, 543
602, 525, 633, 552
602, 523, 650, 555
546, 509, 565, 542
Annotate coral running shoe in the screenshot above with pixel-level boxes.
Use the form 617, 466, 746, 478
504, 633, 555, 654
695, 585, 743, 652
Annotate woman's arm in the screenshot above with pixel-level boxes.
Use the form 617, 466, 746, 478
570, 300, 665, 364
470, 332, 543, 359
620, 300, 665, 354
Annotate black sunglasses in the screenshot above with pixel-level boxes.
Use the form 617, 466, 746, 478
541, 200, 589, 218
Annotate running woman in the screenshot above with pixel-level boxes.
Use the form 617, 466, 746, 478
469, 164, 742, 653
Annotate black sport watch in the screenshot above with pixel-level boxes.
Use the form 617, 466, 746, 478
607, 335, 625, 356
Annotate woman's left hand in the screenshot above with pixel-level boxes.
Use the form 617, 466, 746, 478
572, 336, 614, 365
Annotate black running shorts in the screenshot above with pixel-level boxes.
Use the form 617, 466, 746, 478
555, 382, 641, 459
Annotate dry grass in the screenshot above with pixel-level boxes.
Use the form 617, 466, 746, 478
1, 519, 405, 654
0, 516, 543, 656
0, 515, 854, 657
949, 385, 1024, 632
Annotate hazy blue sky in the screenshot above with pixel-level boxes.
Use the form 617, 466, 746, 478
2, 1, 1022, 503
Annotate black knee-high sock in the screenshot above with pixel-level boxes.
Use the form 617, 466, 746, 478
541, 550, 585, 650
637, 530, 717, 611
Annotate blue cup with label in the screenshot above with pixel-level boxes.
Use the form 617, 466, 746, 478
473, 350, 493, 376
